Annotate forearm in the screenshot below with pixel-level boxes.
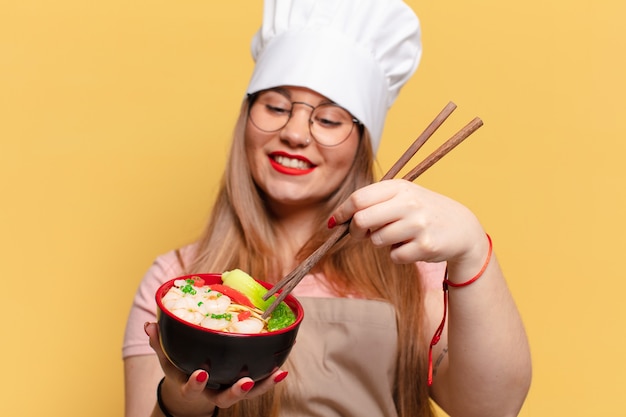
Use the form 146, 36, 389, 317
437, 254, 532, 416
125, 355, 165, 417
125, 355, 217, 417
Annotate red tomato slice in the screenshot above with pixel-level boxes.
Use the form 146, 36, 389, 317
237, 311, 252, 321
188, 276, 205, 287
208, 284, 255, 308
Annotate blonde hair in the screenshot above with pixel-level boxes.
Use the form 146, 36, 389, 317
188, 99, 434, 417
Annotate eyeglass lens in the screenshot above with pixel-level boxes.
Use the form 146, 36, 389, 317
249, 90, 356, 147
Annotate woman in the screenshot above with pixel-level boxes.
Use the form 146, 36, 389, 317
123, 1, 532, 416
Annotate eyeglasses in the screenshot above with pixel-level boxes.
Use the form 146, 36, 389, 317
248, 89, 361, 147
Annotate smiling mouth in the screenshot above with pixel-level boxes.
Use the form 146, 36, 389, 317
272, 155, 314, 170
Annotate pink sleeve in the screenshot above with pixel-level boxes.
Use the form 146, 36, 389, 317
121, 247, 192, 359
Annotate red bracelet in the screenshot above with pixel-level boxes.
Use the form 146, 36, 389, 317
427, 233, 493, 386
443, 233, 492, 288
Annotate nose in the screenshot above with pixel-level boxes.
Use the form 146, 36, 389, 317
279, 103, 313, 147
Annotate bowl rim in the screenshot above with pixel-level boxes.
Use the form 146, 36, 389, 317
155, 273, 304, 337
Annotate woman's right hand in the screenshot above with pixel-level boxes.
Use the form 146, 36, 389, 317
145, 322, 288, 416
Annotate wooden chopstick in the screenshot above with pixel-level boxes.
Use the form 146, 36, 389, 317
403, 117, 483, 182
380, 101, 458, 181
261, 103, 482, 318
260, 102, 457, 316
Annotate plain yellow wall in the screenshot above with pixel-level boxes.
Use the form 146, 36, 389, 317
2, 0, 625, 415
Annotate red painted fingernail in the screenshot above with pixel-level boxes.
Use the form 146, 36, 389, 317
327, 216, 336, 229
196, 371, 208, 383
241, 381, 255, 392
273, 371, 288, 383
143, 322, 150, 336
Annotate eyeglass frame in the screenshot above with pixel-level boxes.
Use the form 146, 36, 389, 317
246, 89, 364, 147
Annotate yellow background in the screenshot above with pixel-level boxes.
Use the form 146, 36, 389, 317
1, 0, 625, 415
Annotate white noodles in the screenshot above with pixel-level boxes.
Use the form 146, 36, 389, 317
162, 278, 267, 334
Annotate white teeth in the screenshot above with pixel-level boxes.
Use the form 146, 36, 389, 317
274, 155, 311, 170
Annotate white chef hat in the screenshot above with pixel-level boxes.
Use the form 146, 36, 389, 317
246, 0, 422, 153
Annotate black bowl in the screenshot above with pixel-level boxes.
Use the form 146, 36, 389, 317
156, 273, 303, 389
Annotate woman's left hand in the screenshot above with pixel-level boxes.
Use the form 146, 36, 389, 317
330, 179, 486, 268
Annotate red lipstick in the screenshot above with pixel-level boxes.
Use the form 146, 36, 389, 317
269, 152, 315, 176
